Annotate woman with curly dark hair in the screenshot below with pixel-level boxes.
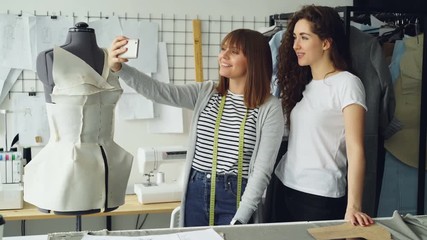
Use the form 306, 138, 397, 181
272, 5, 374, 226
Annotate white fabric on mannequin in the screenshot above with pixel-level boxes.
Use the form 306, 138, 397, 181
24, 47, 133, 212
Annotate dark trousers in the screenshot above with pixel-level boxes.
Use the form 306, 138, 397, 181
274, 184, 347, 222
263, 140, 288, 222
264, 140, 347, 222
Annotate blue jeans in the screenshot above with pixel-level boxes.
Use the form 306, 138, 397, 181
184, 168, 247, 226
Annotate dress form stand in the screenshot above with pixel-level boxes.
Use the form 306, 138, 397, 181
33, 22, 123, 231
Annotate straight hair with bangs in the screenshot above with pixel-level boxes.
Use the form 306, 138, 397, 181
216, 29, 272, 109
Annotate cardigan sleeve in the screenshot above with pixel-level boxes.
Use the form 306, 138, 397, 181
232, 96, 285, 223
113, 64, 211, 110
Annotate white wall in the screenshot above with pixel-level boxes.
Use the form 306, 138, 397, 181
1, 0, 352, 236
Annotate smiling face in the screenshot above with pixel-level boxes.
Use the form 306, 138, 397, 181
218, 41, 248, 83
293, 19, 329, 69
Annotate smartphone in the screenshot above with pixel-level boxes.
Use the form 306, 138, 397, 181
119, 39, 139, 59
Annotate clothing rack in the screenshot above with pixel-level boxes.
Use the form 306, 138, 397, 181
336, 6, 427, 216
269, 6, 427, 215
268, 13, 293, 27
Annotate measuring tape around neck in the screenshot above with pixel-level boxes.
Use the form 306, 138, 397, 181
209, 94, 248, 226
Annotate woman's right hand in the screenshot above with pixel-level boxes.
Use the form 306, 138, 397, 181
108, 36, 130, 72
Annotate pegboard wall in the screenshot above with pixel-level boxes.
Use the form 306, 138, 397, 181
5, 10, 269, 94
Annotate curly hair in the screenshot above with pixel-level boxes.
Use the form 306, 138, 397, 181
277, 5, 351, 127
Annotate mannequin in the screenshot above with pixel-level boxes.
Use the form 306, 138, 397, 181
25, 22, 133, 215
36, 22, 104, 103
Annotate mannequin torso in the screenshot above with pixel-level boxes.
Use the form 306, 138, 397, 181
26, 22, 133, 215
36, 22, 104, 102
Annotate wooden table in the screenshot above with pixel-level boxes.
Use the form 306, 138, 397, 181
0, 195, 180, 221
0, 195, 180, 232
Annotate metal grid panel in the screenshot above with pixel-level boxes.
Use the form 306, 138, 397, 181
5, 11, 268, 94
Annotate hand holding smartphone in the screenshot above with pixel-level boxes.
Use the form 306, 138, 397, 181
119, 39, 139, 59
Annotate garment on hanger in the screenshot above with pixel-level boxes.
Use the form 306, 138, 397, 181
384, 34, 423, 169
269, 30, 285, 98
379, 33, 424, 217
349, 26, 395, 217
24, 47, 133, 212
389, 40, 405, 84
260, 18, 287, 39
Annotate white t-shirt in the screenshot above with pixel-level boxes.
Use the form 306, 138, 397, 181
275, 71, 367, 198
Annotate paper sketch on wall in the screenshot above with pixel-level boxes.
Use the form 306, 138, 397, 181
34, 15, 73, 72
89, 16, 122, 49
120, 20, 158, 74
115, 20, 159, 120
116, 42, 184, 133
0, 14, 34, 70
0, 68, 22, 105
116, 91, 155, 119
149, 42, 183, 133
12, 93, 49, 147
89, 17, 159, 120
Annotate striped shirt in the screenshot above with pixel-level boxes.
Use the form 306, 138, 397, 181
192, 91, 258, 178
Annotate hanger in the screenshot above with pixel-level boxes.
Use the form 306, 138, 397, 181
261, 18, 287, 38
381, 16, 421, 44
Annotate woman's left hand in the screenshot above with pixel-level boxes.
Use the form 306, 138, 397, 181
345, 208, 374, 226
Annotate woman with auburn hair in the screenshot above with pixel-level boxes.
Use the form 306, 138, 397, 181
108, 29, 284, 226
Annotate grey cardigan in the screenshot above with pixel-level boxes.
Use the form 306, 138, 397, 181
114, 64, 285, 226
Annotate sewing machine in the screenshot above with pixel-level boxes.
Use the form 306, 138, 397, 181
134, 146, 186, 204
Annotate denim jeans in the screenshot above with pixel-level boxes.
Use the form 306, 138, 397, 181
184, 168, 247, 227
